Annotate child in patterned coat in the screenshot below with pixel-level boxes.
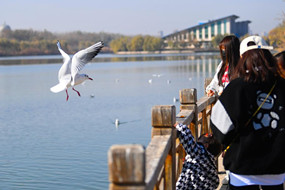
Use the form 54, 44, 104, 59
174, 123, 222, 190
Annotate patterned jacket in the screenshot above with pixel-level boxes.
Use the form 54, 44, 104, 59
210, 77, 285, 175
175, 123, 219, 190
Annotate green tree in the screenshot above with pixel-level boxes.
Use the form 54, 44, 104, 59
166, 40, 180, 49
109, 37, 131, 53
142, 36, 153, 51
0, 39, 20, 55
152, 37, 163, 50
142, 36, 163, 51
167, 41, 174, 49
109, 35, 163, 53
130, 35, 144, 51
267, 16, 285, 50
211, 34, 228, 48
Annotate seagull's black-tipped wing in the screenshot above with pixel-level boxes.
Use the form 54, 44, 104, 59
71, 41, 104, 78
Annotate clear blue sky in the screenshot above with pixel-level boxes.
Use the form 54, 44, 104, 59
1, 0, 284, 36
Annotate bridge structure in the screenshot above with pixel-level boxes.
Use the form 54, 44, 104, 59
107, 79, 226, 189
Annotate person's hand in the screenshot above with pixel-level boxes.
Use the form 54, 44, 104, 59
173, 122, 179, 128
207, 90, 215, 97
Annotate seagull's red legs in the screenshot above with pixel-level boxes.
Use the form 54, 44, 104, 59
72, 88, 81, 97
66, 89, 69, 101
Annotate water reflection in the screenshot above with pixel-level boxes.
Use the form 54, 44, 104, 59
0, 52, 221, 189
0, 53, 220, 66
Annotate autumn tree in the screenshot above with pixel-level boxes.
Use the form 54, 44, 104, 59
109, 35, 163, 53
143, 35, 163, 51
211, 34, 229, 48
267, 14, 285, 51
109, 37, 131, 53
129, 35, 144, 51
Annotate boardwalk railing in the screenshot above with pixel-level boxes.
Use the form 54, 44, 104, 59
108, 86, 217, 190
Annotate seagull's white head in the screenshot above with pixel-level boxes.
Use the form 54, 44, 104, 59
84, 74, 93, 81
72, 74, 93, 86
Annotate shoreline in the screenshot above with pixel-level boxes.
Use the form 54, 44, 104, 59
116, 48, 219, 55
0, 49, 220, 60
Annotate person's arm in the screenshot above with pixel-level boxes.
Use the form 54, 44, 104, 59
210, 79, 246, 146
175, 123, 205, 156
206, 61, 223, 96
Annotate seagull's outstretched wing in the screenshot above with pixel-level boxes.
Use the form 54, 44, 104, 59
71, 41, 104, 78
57, 41, 71, 82
50, 41, 72, 93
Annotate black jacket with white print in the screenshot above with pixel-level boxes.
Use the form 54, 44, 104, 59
175, 123, 219, 190
210, 77, 285, 175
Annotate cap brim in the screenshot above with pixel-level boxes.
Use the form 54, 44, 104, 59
246, 45, 273, 51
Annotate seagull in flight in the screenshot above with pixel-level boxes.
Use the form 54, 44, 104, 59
50, 40, 104, 101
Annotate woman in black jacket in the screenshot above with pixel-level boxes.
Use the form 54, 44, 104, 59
210, 36, 285, 190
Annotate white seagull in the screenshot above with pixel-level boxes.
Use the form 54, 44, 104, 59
50, 41, 104, 101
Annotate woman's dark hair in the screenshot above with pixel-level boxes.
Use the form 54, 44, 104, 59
217, 35, 240, 86
232, 49, 278, 83
197, 133, 222, 157
275, 51, 285, 61
274, 51, 285, 78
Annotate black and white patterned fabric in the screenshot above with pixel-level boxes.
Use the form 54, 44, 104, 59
175, 123, 219, 190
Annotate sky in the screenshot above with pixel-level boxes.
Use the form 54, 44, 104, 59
1, 0, 285, 37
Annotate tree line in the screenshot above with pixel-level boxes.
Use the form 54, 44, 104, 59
109, 35, 164, 53
0, 16, 284, 56
0, 29, 164, 56
0, 29, 123, 56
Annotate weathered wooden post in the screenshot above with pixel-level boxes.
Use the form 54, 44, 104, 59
151, 105, 176, 190
179, 89, 198, 140
175, 142, 185, 181
108, 144, 145, 190
202, 78, 213, 134
204, 78, 217, 134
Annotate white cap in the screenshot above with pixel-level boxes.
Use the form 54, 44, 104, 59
240, 35, 273, 56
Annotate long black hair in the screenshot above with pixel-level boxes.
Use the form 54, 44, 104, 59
217, 35, 240, 86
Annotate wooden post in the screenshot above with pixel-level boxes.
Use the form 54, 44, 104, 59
179, 89, 198, 140
179, 89, 197, 110
176, 144, 185, 181
204, 78, 215, 134
108, 144, 145, 190
151, 105, 176, 190
201, 109, 209, 135
151, 105, 176, 137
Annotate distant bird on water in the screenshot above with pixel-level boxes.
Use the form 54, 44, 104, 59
50, 40, 104, 101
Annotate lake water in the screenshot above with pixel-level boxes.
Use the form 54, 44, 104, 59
0, 53, 220, 189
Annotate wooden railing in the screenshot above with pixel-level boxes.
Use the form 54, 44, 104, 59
108, 86, 217, 190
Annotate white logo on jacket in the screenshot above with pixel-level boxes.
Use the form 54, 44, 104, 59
253, 91, 279, 130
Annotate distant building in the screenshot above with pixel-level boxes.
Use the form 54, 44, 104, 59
0, 22, 11, 36
163, 15, 251, 47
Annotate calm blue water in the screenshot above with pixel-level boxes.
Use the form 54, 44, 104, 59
0, 53, 219, 189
